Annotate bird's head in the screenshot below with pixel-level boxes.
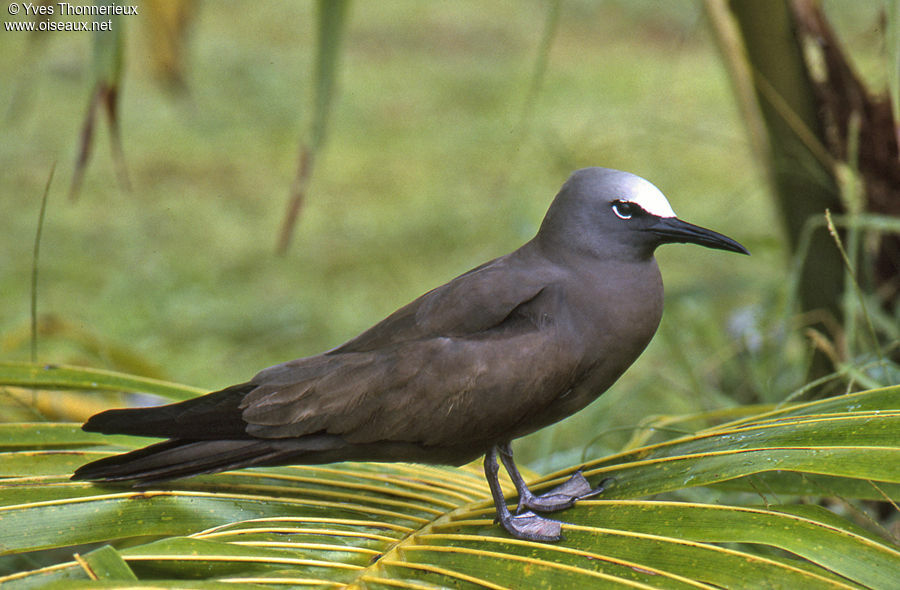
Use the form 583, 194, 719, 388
537, 167, 749, 261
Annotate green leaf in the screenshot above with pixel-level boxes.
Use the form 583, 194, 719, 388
75, 545, 137, 581
1, 379, 898, 588
0, 362, 205, 401
712, 471, 900, 500
558, 387, 900, 499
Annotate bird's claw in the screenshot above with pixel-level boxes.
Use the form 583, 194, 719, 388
517, 472, 612, 514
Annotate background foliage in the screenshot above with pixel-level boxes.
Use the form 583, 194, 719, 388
1, 1, 897, 587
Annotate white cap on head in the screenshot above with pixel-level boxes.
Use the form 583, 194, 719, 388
621, 174, 676, 218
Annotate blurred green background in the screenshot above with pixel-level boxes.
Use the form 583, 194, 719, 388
0, 1, 889, 471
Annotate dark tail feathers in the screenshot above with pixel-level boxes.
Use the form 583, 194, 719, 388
74, 382, 291, 485
81, 383, 254, 440
71, 435, 348, 485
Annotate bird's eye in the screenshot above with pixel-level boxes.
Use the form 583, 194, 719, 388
612, 200, 638, 220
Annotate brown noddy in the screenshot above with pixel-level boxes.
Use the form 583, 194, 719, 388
72, 167, 748, 542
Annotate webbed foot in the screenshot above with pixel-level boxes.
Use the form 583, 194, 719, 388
496, 510, 563, 542
517, 471, 612, 513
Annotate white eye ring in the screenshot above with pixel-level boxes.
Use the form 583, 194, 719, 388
612, 202, 634, 220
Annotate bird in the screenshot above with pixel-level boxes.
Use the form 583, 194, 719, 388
72, 167, 748, 542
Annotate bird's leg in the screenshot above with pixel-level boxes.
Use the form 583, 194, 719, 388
483, 445, 563, 542
498, 442, 609, 514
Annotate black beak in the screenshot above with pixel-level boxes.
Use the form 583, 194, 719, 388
648, 217, 749, 255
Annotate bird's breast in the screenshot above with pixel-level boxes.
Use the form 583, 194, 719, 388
533, 258, 664, 427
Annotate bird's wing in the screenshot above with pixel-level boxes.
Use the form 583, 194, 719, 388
326, 252, 551, 354
240, 249, 583, 447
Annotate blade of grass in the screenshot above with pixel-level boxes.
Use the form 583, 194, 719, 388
69, 13, 129, 201
31, 163, 55, 364
277, 0, 351, 254
889, 0, 899, 150
824, 210, 886, 371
